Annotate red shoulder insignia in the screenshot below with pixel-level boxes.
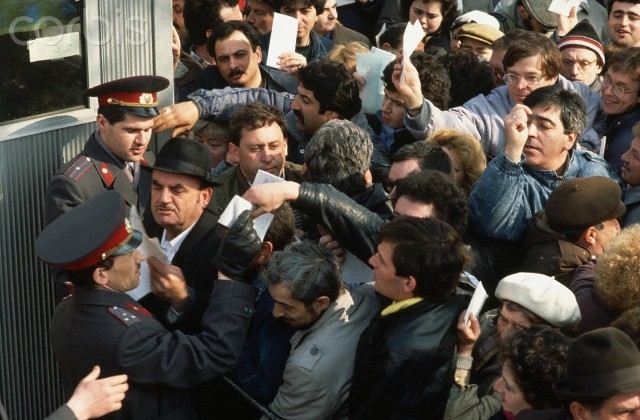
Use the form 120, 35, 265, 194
107, 306, 142, 327
63, 156, 93, 182
98, 162, 115, 187
125, 301, 153, 318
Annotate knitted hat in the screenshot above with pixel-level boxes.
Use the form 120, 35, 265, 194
495, 272, 581, 327
521, 0, 557, 30
545, 177, 625, 231
557, 20, 605, 66
456, 23, 505, 46
555, 328, 640, 400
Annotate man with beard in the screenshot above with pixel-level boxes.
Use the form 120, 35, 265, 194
261, 242, 378, 419
209, 102, 303, 209
195, 20, 297, 93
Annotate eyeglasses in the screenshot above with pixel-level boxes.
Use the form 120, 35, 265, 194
601, 76, 640, 99
503, 73, 543, 88
562, 58, 598, 70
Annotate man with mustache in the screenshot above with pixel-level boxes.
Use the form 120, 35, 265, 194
209, 102, 304, 210
38, 190, 261, 419
154, 59, 384, 167
195, 20, 297, 93
44, 75, 169, 303
140, 137, 222, 335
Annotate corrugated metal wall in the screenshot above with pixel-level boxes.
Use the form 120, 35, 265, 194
0, 1, 171, 417
0, 126, 92, 419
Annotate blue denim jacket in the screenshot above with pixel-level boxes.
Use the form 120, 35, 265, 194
189, 87, 386, 167
468, 150, 619, 242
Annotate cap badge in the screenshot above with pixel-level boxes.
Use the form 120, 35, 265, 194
139, 93, 154, 105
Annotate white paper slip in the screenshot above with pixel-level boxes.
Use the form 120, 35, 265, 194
266, 13, 298, 69
253, 169, 285, 185
126, 206, 170, 300
219, 195, 274, 240
375, 23, 387, 49
464, 282, 488, 325
400, 20, 425, 85
548, 0, 581, 17
127, 235, 168, 301
356, 47, 396, 114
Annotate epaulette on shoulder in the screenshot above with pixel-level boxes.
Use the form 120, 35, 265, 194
108, 306, 143, 327
63, 156, 94, 182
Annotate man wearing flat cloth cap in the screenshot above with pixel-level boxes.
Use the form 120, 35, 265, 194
38, 190, 263, 419
522, 176, 624, 286
554, 327, 640, 420
456, 23, 504, 61
492, 0, 557, 36
44, 75, 169, 303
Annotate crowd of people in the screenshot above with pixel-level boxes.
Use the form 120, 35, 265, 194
23, 0, 640, 418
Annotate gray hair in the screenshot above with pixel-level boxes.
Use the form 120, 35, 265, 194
303, 120, 373, 196
261, 242, 344, 304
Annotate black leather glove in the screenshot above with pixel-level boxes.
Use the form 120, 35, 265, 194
212, 210, 262, 282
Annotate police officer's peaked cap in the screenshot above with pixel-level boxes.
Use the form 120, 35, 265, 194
36, 191, 142, 271
84, 75, 170, 117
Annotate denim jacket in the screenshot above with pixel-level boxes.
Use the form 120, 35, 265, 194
468, 150, 618, 242
189, 87, 385, 167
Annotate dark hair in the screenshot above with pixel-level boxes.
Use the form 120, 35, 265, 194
400, 0, 459, 35
298, 60, 362, 120
207, 20, 260, 58
384, 52, 451, 109
184, 0, 240, 46
391, 141, 452, 175
229, 102, 287, 146
522, 84, 586, 137
97, 107, 127, 125
394, 169, 468, 236
263, 203, 296, 252
275, 0, 325, 13
378, 216, 470, 302
606, 47, 640, 91
503, 30, 562, 80
261, 241, 343, 304
378, 22, 407, 51
303, 119, 372, 196
64, 257, 115, 288
439, 51, 495, 107
608, 0, 640, 16
499, 325, 571, 409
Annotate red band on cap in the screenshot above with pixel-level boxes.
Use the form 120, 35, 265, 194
62, 219, 133, 270
98, 91, 158, 108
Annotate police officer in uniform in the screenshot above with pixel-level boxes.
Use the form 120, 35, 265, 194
36, 190, 261, 419
44, 75, 169, 302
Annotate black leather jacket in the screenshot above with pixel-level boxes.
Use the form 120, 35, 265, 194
295, 182, 385, 264
350, 294, 470, 419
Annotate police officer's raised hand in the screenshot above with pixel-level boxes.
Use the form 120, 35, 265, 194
212, 210, 262, 282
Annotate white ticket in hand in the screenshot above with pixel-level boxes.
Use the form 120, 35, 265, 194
548, 0, 581, 16
219, 195, 274, 241
464, 282, 488, 325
